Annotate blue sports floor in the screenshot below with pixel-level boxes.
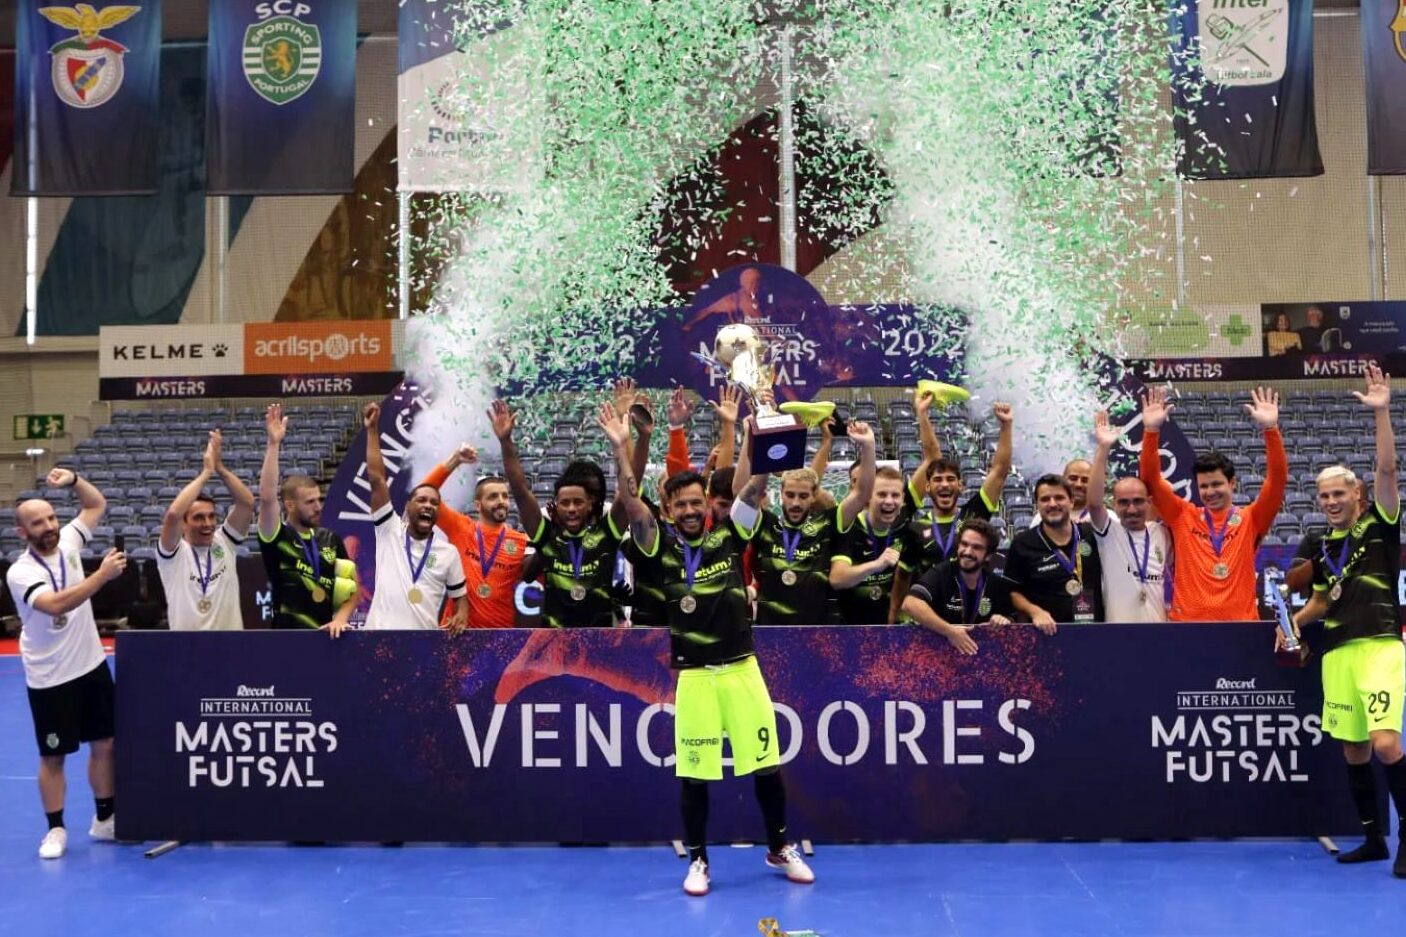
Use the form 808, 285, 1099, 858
0, 654, 1400, 937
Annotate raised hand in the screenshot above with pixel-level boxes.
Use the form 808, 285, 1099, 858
992, 401, 1013, 425
453, 443, 479, 465
1092, 410, 1121, 449
666, 387, 694, 427
597, 401, 631, 448
1139, 386, 1174, 432
45, 467, 75, 489
98, 547, 127, 583
204, 429, 223, 472
611, 377, 637, 418
712, 383, 741, 425
1352, 363, 1391, 411
1245, 386, 1280, 430
914, 388, 935, 419
629, 394, 655, 431
265, 403, 288, 444
362, 402, 381, 431
487, 400, 515, 441
846, 420, 875, 448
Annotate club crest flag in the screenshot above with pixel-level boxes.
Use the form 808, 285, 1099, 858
207, 0, 356, 194
1170, 0, 1323, 180
1362, 0, 1406, 175
12, 0, 161, 195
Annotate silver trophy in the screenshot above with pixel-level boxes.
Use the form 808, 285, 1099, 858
1264, 567, 1307, 663
712, 324, 807, 472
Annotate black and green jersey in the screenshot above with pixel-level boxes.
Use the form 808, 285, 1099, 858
258, 523, 347, 630
624, 515, 758, 668
900, 489, 999, 575
625, 533, 669, 626
832, 512, 913, 625
1311, 501, 1402, 654
531, 514, 625, 628
754, 506, 847, 625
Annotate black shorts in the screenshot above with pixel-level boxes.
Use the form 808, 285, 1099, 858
27, 660, 115, 757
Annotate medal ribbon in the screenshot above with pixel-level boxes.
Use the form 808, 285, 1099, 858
29, 548, 67, 594
566, 539, 585, 582
1203, 507, 1236, 558
1126, 528, 1151, 586
957, 571, 986, 625
1321, 534, 1352, 582
930, 516, 957, 558
683, 540, 704, 590
195, 545, 214, 596
301, 533, 323, 583
780, 526, 803, 566
867, 519, 893, 562
476, 524, 507, 580
1042, 525, 1083, 586
405, 529, 433, 584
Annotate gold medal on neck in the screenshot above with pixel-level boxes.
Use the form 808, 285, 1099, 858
679, 594, 698, 614
408, 586, 424, 605
477, 583, 493, 598
781, 569, 798, 586
1065, 579, 1082, 596
311, 584, 327, 603
197, 597, 213, 615
1211, 563, 1229, 580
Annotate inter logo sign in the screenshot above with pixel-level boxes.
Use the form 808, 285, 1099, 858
1196, 0, 1290, 87
243, 4, 322, 106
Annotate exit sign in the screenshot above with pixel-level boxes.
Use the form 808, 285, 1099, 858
13, 414, 65, 440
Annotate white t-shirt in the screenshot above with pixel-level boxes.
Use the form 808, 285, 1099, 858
156, 525, 246, 631
1091, 514, 1171, 623
365, 503, 467, 630
5, 520, 105, 689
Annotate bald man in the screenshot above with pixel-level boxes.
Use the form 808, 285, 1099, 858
1088, 412, 1170, 622
1063, 458, 1093, 523
5, 468, 126, 859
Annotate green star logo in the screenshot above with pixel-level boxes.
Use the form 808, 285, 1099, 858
1221, 314, 1251, 346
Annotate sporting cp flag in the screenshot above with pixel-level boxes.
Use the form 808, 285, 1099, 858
1170, 0, 1322, 180
1362, 0, 1406, 175
11, 0, 162, 195
207, 0, 356, 194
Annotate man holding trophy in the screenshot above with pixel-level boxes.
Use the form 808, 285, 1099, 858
1284, 365, 1406, 877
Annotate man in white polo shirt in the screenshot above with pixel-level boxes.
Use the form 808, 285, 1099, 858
1088, 410, 1171, 622
5, 468, 126, 859
156, 429, 255, 631
360, 403, 468, 632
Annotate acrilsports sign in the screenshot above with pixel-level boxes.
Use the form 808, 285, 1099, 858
244, 321, 393, 374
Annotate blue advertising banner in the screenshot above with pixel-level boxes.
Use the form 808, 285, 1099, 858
207, 0, 356, 194
1362, 0, 1406, 175
12, 0, 161, 195
114, 624, 1359, 843
1170, 0, 1322, 180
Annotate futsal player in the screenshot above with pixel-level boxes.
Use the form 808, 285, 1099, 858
1003, 474, 1103, 627
902, 518, 1015, 654
608, 404, 814, 896
361, 403, 468, 632
6, 468, 124, 859
1285, 365, 1406, 877
829, 466, 911, 624
1139, 385, 1286, 621
156, 429, 254, 631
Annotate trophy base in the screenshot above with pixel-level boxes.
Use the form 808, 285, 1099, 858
748, 413, 809, 474
1275, 645, 1311, 668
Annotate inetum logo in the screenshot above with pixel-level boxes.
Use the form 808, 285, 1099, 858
254, 333, 381, 363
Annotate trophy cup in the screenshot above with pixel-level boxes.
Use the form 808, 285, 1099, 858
714, 324, 810, 473
1264, 567, 1308, 665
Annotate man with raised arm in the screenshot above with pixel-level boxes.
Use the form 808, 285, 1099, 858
419, 443, 529, 629
491, 399, 625, 627
1139, 386, 1286, 621
610, 406, 814, 897
1284, 365, 1406, 877
6, 468, 123, 859
361, 403, 468, 632
256, 403, 356, 635
902, 518, 1016, 655
829, 465, 911, 625
1087, 411, 1170, 623
157, 429, 254, 631
738, 419, 876, 625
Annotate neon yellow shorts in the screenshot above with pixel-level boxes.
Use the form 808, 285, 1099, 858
1321, 637, 1405, 743
674, 656, 780, 780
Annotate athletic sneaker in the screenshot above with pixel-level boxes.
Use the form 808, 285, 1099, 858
89, 815, 115, 842
765, 844, 815, 884
38, 828, 67, 860
683, 858, 710, 896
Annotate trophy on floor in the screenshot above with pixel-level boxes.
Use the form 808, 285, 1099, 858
1264, 567, 1308, 665
714, 324, 810, 473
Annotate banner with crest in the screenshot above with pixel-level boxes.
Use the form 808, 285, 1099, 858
206, 0, 357, 194
12, 0, 161, 195
1362, 0, 1406, 175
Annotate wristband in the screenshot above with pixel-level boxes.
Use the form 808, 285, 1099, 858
64, 472, 79, 489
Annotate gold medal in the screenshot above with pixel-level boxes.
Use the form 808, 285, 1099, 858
311, 584, 327, 603
679, 594, 698, 614
197, 597, 213, 615
781, 569, 798, 586
1330, 582, 1343, 602
1211, 563, 1229, 580
408, 586, 424, 605
570, 583, 587, 602
1065, 579, 1082, 596
477, 583, 493, 598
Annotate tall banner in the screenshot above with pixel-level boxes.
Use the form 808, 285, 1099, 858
1362, 0, 1406, 175
11, 0, 161, 195
115, 624, 1358, 843
207, 0, 356, 194
1170, 0, 1322, 180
